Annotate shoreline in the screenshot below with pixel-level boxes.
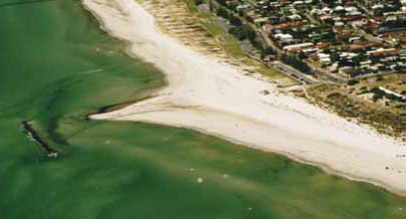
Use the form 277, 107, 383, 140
82, 0, 406, 196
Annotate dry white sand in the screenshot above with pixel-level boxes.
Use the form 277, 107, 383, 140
83, 0, 406, 195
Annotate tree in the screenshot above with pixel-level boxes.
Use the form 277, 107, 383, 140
247, 29, 256, 41
347, 79, 359, 86
263, 47, 274, 55
374, 9, 384, 17
246, 15, 254, 23
229, 28, 246, 40
297, 51, 306, 60
322, 48, 331, 54
330, 52, 340, 62
251, 39, 263, 50
216, 7, 229, 19
230, 15, 242, 26
229, 25, 255, 41
194, 0, 204, 5
217, 0, 227, 6
281, 54, 312, 74
352, 55, 363, 66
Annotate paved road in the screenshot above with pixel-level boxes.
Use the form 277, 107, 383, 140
208, 1, 338, 86
260, 31, 283, 55
272, 61, 318, 85
311, 67, 347, 84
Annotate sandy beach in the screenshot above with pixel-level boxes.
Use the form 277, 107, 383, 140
83, 0, 406, 195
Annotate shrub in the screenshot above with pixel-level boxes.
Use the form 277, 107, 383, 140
194, 0, 204, 5
229, 25, 254, 41
263, 47, 274, 55
216, 7, 229, 18
229, 15, 242, 26
347, 79, 360, 86
281, 55, 312, 74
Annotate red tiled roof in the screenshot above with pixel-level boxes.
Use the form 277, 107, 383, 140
364, 22, 378, 29
344, 1, 355, 6
369, 49, 398, 56
277, 22, 302, 29
316, 43, 328, 48
347, 44, 367, 50
380, 30, 406, 37
373, 17, 384, 22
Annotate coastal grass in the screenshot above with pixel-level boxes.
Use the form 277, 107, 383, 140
1, 0, 406, 219
182, 0, 292, 82
182, 0, 199, 14
201, 19, 224, 36
222, 42, 247, 58
181, 0, 245, 57
197, 12, 212, 19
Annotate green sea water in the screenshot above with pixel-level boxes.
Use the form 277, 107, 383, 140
1, 0, 406, 218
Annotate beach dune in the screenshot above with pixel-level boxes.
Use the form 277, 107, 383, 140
83, 0, 406, 195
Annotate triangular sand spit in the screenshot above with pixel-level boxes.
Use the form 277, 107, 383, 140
83, 0, 406, 195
